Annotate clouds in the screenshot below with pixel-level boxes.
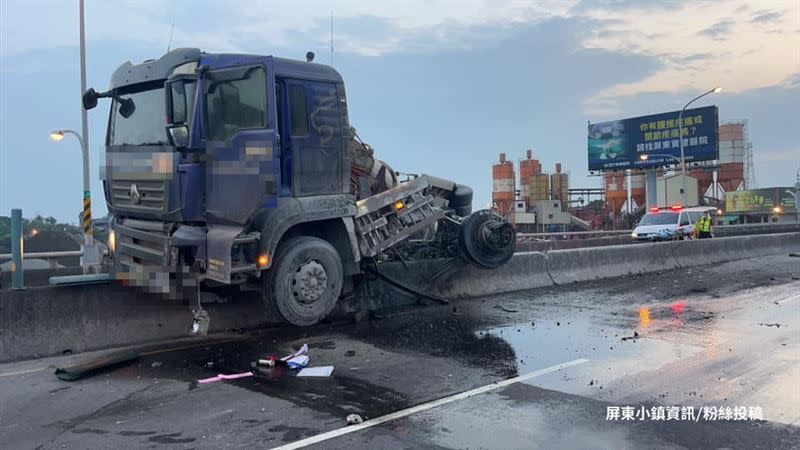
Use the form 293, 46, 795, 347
750, 11, 783, 24
2, 0, 796, 106
697, 19, 735, 41
0, 0, 578, 58
578, 1, 799, 118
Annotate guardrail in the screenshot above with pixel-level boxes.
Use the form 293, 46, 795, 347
0, 250, 108, 266
517, 230, 631, 241
517, 222, 800, 241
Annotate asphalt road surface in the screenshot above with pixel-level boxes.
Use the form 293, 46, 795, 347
1, 254, 799, 449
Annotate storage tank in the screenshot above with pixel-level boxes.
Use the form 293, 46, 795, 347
529, 173, 549, 204
604, 172, 627, 216
630, 173, 646, 210
688, 168, 713, 201
718, 162, 744, 192
549, 163, 569, 209
518, 149, 542, 209
492, 152, 515, 222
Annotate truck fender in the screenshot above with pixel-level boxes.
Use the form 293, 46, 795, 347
249, 195, 360, 275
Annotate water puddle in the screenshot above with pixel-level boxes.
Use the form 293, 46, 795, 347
477, 313, 705, 395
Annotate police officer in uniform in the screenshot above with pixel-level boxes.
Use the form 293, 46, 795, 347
695, 212, 713, 239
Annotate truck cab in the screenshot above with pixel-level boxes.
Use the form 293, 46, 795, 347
86, 48, 515, 327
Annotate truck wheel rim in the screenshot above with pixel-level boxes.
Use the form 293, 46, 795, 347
292, 260, 328, 304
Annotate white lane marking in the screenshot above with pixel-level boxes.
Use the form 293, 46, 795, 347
271, 358, 589, 450
0, 367, 47, 378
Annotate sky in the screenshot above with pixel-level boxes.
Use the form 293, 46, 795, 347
1, 0, 798, 223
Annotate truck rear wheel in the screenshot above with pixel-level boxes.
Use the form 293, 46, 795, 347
261, 236, 343, 327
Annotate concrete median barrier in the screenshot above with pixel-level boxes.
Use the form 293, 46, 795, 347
383, 252, 554, 299
670, 233, 799, 267
0, 284, 272, 363
546, 242, 677, 285
1, 232, 798, 362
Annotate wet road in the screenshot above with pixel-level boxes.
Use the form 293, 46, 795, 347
1, 253, 799, 449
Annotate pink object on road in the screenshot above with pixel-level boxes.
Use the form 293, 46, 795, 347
198, 371, 254, 384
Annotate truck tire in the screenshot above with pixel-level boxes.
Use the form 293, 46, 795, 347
261, 236, 343, 327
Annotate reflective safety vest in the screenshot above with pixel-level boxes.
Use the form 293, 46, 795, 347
697, 216, 712, 232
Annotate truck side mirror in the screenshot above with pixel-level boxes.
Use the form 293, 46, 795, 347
83, 88, 99, 110
165, 78, 192, 149
167, 79, 188, 123
168, 125, 189, 148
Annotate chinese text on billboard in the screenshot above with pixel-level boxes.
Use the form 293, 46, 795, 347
588, 106, 719, 171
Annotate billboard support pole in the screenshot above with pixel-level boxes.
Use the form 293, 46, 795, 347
646, 169, 658, 209
679, 88, 721, 206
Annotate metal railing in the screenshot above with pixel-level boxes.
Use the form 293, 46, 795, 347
0, 250, 108, 268
516, 222, 800, 242
517, 230, 631, 240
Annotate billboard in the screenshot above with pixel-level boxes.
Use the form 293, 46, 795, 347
726, 187, 797, 213
588, 106, 719, 171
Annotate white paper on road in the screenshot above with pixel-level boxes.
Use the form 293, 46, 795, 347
296, 366, 334, 378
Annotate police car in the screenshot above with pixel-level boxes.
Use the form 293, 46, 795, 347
631, 206, 717, 240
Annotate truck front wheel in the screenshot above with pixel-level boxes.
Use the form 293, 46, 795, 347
261, 236, 343, 326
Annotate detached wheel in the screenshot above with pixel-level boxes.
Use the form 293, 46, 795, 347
261, 236, 343, 326
459, 210, 516, 269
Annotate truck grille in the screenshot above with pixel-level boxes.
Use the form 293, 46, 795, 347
116, 219, 172, 271
110, 179, 169, 214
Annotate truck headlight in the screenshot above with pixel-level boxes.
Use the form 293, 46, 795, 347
109, 229, 116, 254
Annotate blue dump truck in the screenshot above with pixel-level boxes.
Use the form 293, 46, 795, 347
83, 48, 515, 327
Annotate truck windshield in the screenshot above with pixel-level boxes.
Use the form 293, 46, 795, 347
638, 212, 678, 226
109, 83, 168, 146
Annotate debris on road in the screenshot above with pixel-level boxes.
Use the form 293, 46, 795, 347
297, 366, 334, 378
789, 253, 800, 257
283, 344, 309, 360
345, 350, 356, 357
150, 361, 162, 368
346, 414, 364, 425
191, 308, 210, 335
495, 305, 519, 313
286, 355, 310, 369
198, 372, 254, 384
621, 331, 640, 341
758, 322, 782, 328
55, 351, 139, 381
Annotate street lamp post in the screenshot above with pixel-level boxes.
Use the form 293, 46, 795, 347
678, 87, 722, 206
50, 129, 100, 270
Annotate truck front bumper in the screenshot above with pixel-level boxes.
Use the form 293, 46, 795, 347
110, 217, 205, 295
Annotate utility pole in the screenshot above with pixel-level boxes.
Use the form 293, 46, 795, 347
796, 168, 799, 224
78, 0, 101, 270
